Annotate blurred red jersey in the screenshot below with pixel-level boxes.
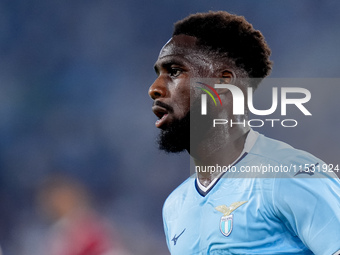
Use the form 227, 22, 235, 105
47, 210, 119, 255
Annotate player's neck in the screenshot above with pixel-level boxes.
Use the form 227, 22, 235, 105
192, 128, 249, 187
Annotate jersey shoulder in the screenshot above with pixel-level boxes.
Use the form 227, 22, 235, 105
163, 176, 195, 220
248, 133, 335, 178
251, 133, 318, 164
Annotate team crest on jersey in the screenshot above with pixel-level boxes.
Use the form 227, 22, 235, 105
215, 201, 247, 237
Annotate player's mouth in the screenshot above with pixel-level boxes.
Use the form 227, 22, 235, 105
152, 105, 170, 128
152, 101, 174, 129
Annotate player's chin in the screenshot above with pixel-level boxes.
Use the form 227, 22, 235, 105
157, 130, 187, 153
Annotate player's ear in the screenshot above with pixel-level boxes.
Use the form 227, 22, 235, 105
215, 70, 235, 94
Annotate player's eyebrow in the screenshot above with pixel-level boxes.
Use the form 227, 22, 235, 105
154, 56, 187, 74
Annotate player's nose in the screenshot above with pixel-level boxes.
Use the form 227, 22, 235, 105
148, 77, 167, 100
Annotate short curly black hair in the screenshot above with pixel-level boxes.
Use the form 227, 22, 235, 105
173, 11, 272, 85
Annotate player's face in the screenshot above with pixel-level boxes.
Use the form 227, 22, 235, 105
149, 35, 209, 152
149, 35, 198, 129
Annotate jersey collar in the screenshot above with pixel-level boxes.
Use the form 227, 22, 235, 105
195, 129, 259, 197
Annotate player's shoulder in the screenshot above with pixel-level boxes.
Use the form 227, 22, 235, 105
163, 176, 195, 216
250, 132, 331, 176
252, 133, 316, 163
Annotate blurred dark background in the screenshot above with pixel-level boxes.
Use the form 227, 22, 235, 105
0, 0, 339, 254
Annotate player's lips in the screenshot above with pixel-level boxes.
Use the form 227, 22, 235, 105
152, 101, 174, 129
152, 105, 169, 128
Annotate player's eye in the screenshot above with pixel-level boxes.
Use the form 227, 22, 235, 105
169, 67, 182, 77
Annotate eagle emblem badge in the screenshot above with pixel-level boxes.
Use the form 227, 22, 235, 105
215, 201, 247, 237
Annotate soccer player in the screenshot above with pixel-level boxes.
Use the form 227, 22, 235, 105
37, 175, 129, 255
148, 11, 340, 254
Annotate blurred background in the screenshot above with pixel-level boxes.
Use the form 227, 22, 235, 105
0, 0, 339, 254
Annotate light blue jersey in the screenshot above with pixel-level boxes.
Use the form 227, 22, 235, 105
163, 130, 340, 255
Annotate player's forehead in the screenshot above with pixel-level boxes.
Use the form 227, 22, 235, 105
158, 34, 198, 58
155, 35, 212, 71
